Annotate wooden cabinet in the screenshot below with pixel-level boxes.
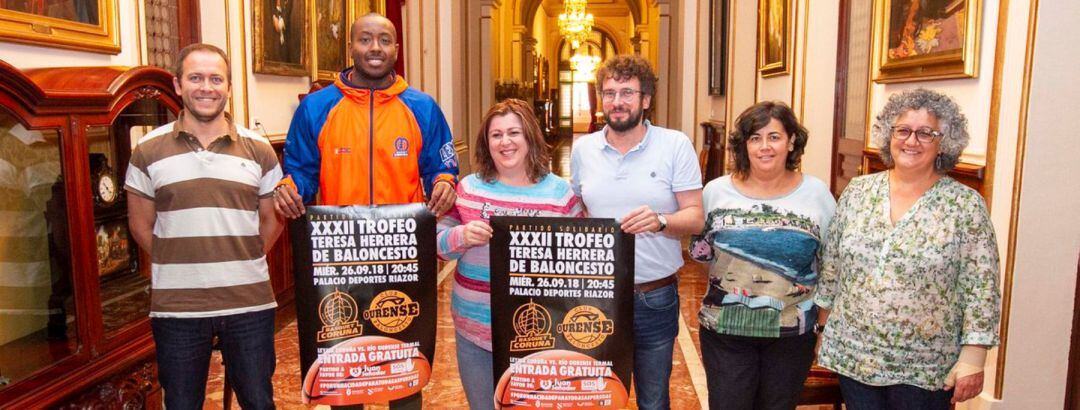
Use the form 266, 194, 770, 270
0, 60, 294, 408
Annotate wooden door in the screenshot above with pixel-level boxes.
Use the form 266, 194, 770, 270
831, 0, 873, 197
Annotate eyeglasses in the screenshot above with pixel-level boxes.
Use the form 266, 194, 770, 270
891, 126, 943, 144
600, 89, 643, 102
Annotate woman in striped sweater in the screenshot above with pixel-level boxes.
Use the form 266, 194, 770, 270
436, 99, 584, 409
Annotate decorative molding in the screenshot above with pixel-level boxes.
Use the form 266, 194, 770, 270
135, 0, 145, 65
225, 0, 235, 117
0, 0, 121, 54
983, 0, 1013, 213
240, 0, 251, 127
796, 0, 809, 119
132, 86, 162, 101
56, 361, 159, 409
996, 0, 1040, 399
724, 0, 738, 143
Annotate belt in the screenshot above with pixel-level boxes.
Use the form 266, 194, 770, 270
634, 274, 677, 293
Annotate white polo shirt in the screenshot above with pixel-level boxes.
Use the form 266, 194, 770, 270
570, 122, 702, 284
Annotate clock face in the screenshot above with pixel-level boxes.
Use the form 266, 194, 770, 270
98, 174, 118, 204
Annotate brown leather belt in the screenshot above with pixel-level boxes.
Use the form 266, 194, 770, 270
634, 274, 677, 293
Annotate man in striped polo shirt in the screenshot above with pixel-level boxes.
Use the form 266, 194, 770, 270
125, 44, 284, 410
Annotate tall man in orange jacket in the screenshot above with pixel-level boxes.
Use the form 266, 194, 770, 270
274, 13, 458, 218
272, 13, 458, 410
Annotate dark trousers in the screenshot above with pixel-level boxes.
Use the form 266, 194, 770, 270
331, 393, 423, 410
838, 375, 951, 410
699, 328, 816, 410
151, 308, 277, 410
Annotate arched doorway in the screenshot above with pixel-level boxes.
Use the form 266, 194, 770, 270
555, 32, 618, 136
458, 0, 673, 173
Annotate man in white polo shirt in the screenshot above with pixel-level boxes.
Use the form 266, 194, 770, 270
570, 55, 704, 410
126, 44, 283, 409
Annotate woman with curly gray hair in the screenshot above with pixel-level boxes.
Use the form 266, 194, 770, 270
813, 88, 1001, 409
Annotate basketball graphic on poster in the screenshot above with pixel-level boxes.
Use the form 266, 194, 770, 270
302, 335, 431, 405
494, 349, 628, 409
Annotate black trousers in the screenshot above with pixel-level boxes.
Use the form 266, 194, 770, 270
699, 328, 816, 410
331, 393, 423, 410
838, 375, 951, 410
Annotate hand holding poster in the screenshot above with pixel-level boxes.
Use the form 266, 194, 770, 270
490, 217, 634, 409
290, 204, 437, 406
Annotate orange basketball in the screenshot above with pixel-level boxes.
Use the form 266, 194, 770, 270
494, 349, 628, 409
302, 335, 431, 405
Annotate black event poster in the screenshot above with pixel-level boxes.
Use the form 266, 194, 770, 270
290, 204, 437, 406
490, 217, 634, 409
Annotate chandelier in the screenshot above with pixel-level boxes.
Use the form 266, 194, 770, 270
558, 0, 594, 50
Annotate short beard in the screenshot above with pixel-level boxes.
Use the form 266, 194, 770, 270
605, 108, 643, 132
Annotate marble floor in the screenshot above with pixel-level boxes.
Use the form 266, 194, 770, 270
202, 257, 840, 409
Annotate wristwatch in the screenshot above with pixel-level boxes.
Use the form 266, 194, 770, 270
813, 323, 826, 335
657, 213, 668, 232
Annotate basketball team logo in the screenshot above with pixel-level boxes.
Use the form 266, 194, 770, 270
510, 300, 556, 351
557, 305, 615, 349
364, 290, 420, 333
317, 289, 363, 342
393, 137, 409, 157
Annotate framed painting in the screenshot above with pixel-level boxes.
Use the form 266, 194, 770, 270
312, 1, 378, 81
757, 0, 789, 77
254, 0, 309, 76
708, 0, 729, 95
0, 0, 120, 53
311, 0, 348, 81
872, 0, 982, 83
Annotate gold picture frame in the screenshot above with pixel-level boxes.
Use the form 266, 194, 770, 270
872, 0, 982, 83
757, 0, 789, 77
0, 0, 120, 54
311, 0, 375, 81
253, 0, 309, 76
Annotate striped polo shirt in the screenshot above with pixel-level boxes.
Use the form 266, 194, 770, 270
124, 112, 282, 318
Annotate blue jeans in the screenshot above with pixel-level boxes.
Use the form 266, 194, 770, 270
151, 308, 276, 410
633, 281, 680, 410
456, 332, 495, 410
838, 375, 951, 410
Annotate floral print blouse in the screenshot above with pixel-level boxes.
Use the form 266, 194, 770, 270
814, 172, 1001, 390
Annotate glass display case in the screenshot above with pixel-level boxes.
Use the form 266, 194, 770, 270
0, 59, 296, 408
89, 97, 176, 338
0, 61, 180, 408
0, 111, 75, 391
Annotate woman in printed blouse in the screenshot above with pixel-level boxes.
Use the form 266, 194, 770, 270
689, 101, 836, 410
435, 99, 584, 410
814, 89, 1001, 409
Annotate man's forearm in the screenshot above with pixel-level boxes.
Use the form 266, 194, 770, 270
130, 225, 153, 253
127, 192, 156, 253
664, 205, 704, 236
259, 204, 284, 254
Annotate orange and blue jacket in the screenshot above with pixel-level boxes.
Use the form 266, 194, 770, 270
280, 71, 458, 205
